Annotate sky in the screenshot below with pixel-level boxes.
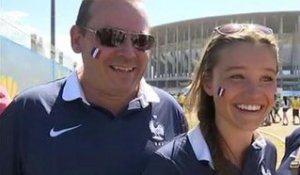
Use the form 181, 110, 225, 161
1, 0, 299, 64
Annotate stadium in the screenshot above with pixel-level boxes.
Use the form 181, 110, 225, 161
145, 11, 300, 95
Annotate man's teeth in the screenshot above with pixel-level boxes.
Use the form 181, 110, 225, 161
112, 66, 134, 72
237, 104, 262, 111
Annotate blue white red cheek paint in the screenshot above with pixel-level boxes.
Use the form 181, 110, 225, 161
217, 86, 225, 96
91, 47, 101, 59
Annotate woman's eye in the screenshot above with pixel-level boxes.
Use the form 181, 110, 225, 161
261, 76, 274, 82
230, 74, 244, 80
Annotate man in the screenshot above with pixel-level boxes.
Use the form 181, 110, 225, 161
0, 0, 188, 175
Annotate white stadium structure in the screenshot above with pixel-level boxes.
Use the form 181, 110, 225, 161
145, 11, 300, 95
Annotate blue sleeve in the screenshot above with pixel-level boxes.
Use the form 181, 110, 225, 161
177, 108, 188, 134
142, 153, 180, 175
277, 155, 294, 175
277, 128, 300, 175
0, 100, 23, 175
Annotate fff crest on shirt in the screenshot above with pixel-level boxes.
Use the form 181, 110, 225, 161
149, 115, 165, 146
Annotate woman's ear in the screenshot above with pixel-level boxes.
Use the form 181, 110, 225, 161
70, 25, 82, 53
202, 73, 214, 96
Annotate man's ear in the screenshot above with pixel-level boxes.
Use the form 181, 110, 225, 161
70, 25, 82, 53
202, 73, 214, 96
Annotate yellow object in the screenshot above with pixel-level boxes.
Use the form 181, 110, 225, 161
0, 75, 19, 99
178, 94, 186, 106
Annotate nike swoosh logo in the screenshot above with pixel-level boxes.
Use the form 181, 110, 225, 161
49, 124, 82, 137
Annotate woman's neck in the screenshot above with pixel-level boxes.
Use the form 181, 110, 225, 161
217, 123, 254, 168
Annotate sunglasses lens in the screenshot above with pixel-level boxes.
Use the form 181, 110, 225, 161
132, 34, 155, 51
255, 25, 273, 34
97, 28, 126, 47
216, 24, 243, 35
95, 28, 155, 50
214, 24, 273, 35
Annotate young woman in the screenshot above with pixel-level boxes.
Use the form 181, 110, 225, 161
142, 23, 279, 175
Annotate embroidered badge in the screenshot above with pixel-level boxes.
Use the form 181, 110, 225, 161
149, 115, 165, 146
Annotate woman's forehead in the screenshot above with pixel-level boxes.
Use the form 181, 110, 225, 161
214, 42, 277, 71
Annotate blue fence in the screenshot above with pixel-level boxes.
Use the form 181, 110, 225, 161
0, 35, 72, 97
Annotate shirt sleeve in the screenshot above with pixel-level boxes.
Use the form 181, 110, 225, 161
0, 100, 23, 175
176, 107, 189, 134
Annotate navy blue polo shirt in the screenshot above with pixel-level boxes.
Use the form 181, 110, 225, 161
0, 71, 188, 175
142, 126, 277, 175
277, 128, 300, 175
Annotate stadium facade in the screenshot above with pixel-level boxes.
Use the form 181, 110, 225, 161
145, 11, 300, 95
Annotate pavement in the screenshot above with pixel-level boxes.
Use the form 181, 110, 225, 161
255, 109, 298, 167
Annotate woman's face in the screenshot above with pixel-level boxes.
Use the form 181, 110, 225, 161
204, 42, 277, 132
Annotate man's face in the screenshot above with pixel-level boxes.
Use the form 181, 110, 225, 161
72, 0, 150, 95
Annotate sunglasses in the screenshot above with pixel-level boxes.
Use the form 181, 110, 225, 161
82, 26, 155, 51
213, 23, 273, 36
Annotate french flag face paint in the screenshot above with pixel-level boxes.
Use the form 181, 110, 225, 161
217, 86, 225, 96
91, 47, 101, 59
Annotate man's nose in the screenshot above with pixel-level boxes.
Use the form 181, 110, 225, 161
118, 37, 137, 58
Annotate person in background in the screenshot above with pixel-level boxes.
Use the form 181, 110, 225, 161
282, 96, 290, 126
142, 23, 279, 175
273, 94, 282, 123
0, 0, 188, 175
298, 96, 300, 120
263, 94, 281, 126
0, 85, 11, 115
291, 96, 300, 125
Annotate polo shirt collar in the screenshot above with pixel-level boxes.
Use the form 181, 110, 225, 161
62, 71, 89, 105
129, 78, 160, 109
252, 132, 267, 150
187, 125, 214, 169
62, 71, 160, 108
188, 126, 268, 170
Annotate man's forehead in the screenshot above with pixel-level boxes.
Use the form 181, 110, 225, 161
90, 0, 142, 14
